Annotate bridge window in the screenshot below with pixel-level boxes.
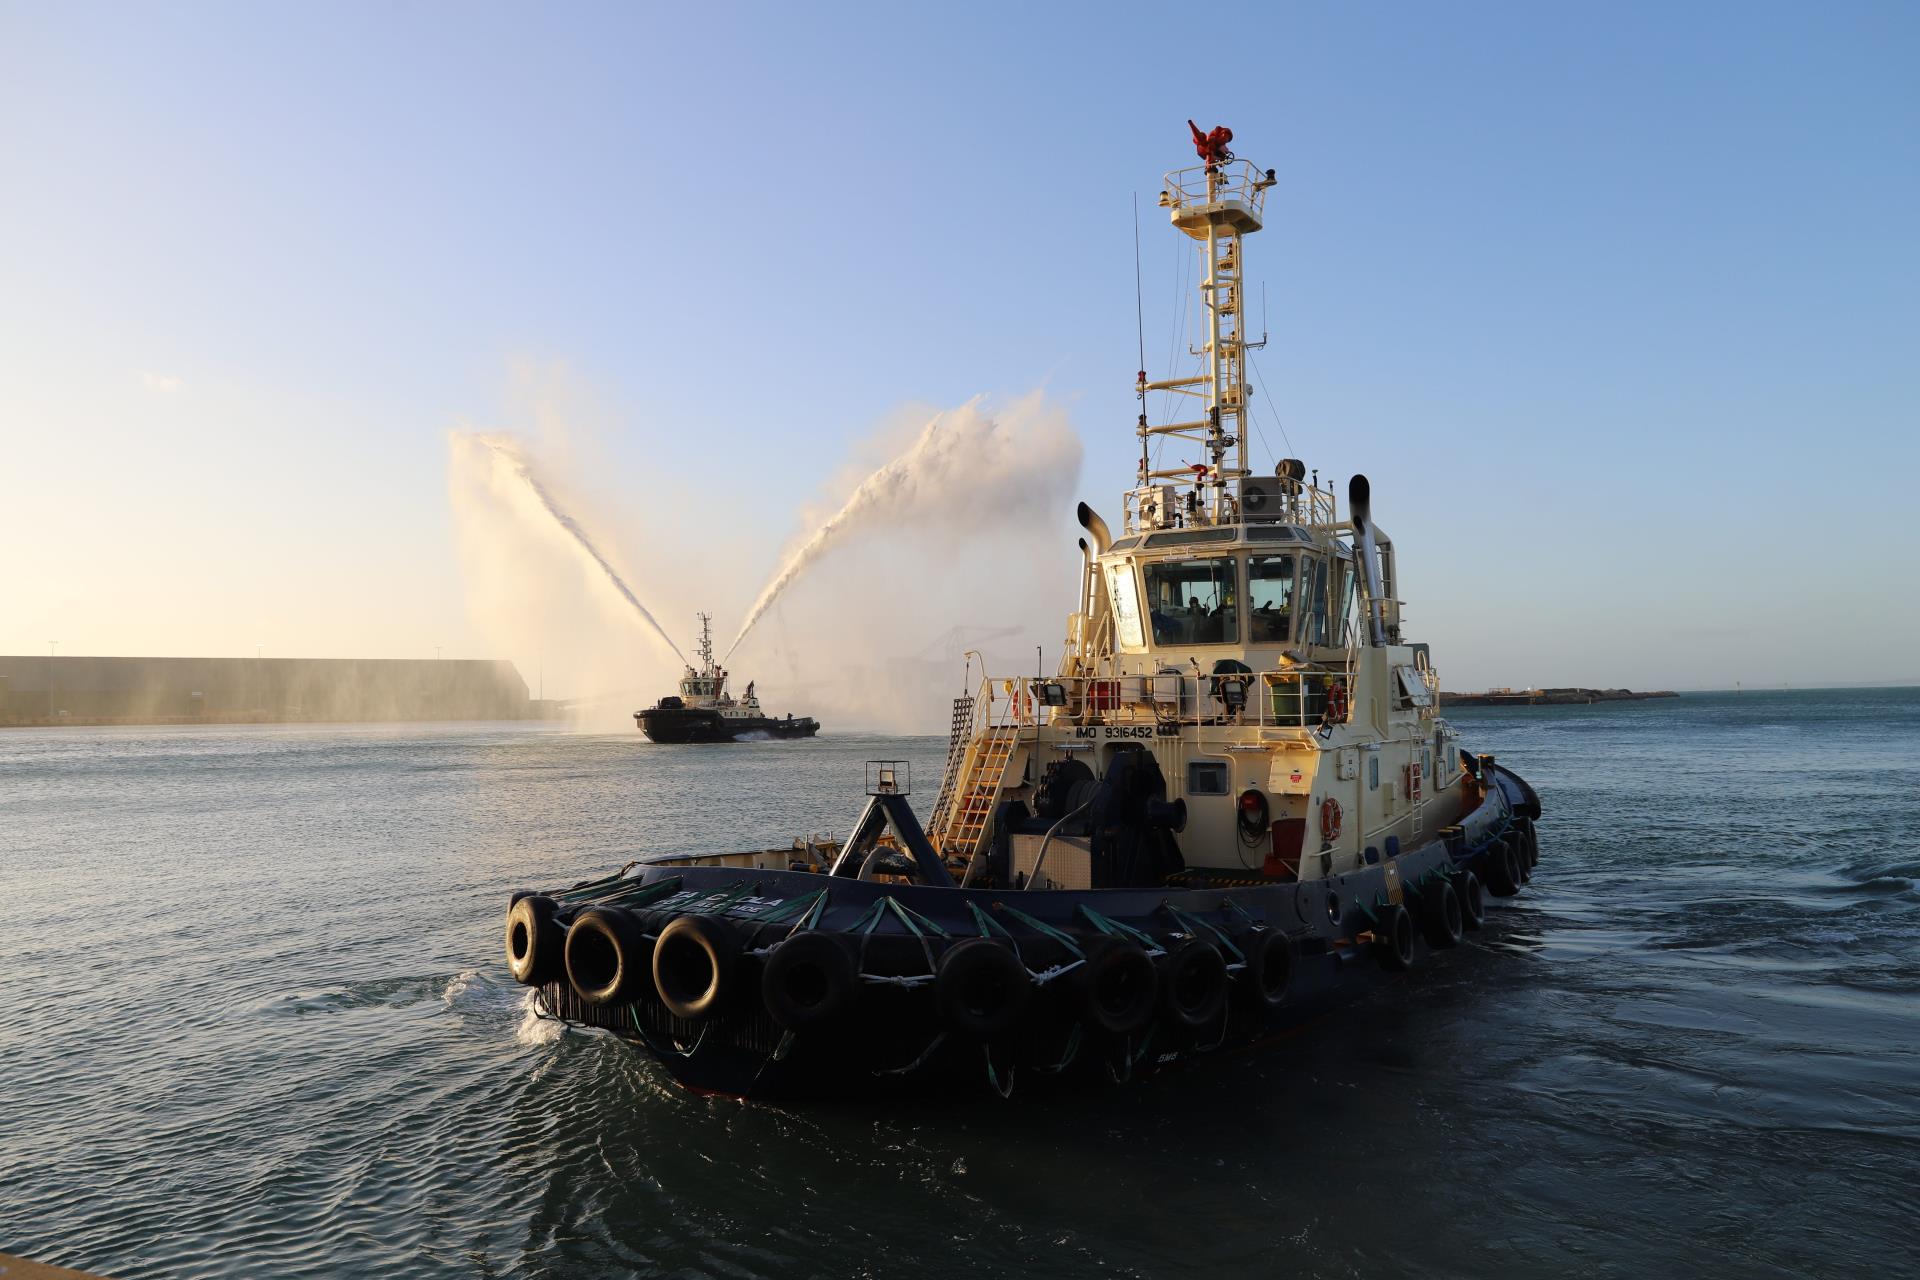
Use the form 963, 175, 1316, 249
1301, 557, 1331, 645
1105, 563, 1146, 650
1143, 557, 1238, 646
1249, 554, 1295, 643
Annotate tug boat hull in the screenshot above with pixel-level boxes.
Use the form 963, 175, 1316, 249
510, 759, 1540, 1101
636, 708, 820, 743
636, 613, 818, 743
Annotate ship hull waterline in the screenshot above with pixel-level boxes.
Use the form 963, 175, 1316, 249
636, 708, 821, 743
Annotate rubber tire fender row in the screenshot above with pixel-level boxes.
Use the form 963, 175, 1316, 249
1158, 936, 1229, 1032
563, 906, 650, 1005
1376, 902, 1417, 972
934, 937, 1032, 1040
1421, 879, 1465, 949
1071, 935, 1159, 1036
505, 893, 566, 986
652, 914, 743, 1021
1235, 928, 1294, 1011
760, 930, 859, 1031
1456, 870, 1487, 930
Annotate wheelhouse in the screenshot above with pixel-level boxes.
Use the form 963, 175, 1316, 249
1100, 526, 1361, 658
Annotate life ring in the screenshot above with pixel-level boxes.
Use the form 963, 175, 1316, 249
1003, 679, 1032, 723
1319, 796, 1343, 842
1326, 680, 1350, 723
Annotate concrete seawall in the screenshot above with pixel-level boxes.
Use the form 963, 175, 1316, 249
0, 655, 553, 726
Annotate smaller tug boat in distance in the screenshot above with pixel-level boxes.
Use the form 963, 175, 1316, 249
636, 614, 819, 743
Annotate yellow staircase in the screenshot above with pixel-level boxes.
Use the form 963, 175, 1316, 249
937, 725, 1025, 880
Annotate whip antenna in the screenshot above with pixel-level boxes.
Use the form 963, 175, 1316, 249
1134, 193, 1150, 484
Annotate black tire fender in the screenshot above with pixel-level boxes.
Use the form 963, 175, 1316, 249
1235, 928, 1294, 1011
1482, 838, 1521, 897
1158, 936, 1228, 1031
1070, 935, 1159, 1036
1421, 879, 1464, 949
934, 937, 1031, 1039
1377, 902, 1416, 971
651, 915, 742, 1020
505, 893, 566, 986
1457, 870, 1487, 930
760, 931, 858, 1030
562, 906, 648, 1005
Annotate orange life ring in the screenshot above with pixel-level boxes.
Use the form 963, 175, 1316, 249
1002, 679, 1031, 722
1320, 796, 1343, 842
1326, 680, 1350, 723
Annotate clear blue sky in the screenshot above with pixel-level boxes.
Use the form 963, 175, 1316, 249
3, 1, 1915, 694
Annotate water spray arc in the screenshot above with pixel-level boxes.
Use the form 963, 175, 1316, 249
722, 397, 1083, 662
455, 433, 686, 664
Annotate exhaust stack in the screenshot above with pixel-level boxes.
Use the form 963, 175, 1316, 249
1349, 475, 1387, 647
1077, 537, 1094, 616
1076, 502, 1112, 555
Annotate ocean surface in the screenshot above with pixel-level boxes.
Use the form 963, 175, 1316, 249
2, 688, 1917, 1279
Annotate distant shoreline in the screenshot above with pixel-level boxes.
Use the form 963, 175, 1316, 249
1440, 688, 1679, 708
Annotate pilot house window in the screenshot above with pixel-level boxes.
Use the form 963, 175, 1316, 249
1143, 557, 1237, 646
1249, 555, 1295, 643
1299, 557, 1331, 645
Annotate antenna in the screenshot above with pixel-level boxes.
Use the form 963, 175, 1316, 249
1134, 193, 1150, 486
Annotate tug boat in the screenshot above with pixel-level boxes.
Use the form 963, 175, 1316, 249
510, 127, 1542, 1099
635, 614, 820, 743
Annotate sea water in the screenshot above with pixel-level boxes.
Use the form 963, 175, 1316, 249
2, 689, 1916, 1278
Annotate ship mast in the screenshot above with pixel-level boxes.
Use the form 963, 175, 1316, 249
1135, 124, 1276, 529
695, 612, 716, 675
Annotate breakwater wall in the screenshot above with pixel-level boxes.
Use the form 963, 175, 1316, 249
0, 656, 553, 726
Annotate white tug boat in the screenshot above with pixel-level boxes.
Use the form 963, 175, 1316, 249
635, 614, 819, 743
507, 125, 1543, 1099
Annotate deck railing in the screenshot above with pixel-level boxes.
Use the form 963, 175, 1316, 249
967, 664, 1357, 734
1161, 159, 1272, 220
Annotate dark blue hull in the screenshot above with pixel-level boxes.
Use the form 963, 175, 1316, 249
510, 760, 1540, 1100
635, 707, 820, 743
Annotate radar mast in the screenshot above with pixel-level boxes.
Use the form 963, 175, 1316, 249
1134, 123, 1277, 529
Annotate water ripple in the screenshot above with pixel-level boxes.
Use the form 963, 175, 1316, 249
2, 695, 1917, 1278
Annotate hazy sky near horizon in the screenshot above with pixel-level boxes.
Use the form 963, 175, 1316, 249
3, 1, 1916, 704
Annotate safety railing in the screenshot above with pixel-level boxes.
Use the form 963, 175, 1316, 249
967, 665, 1355, 734
1161, 160, 1272, 219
